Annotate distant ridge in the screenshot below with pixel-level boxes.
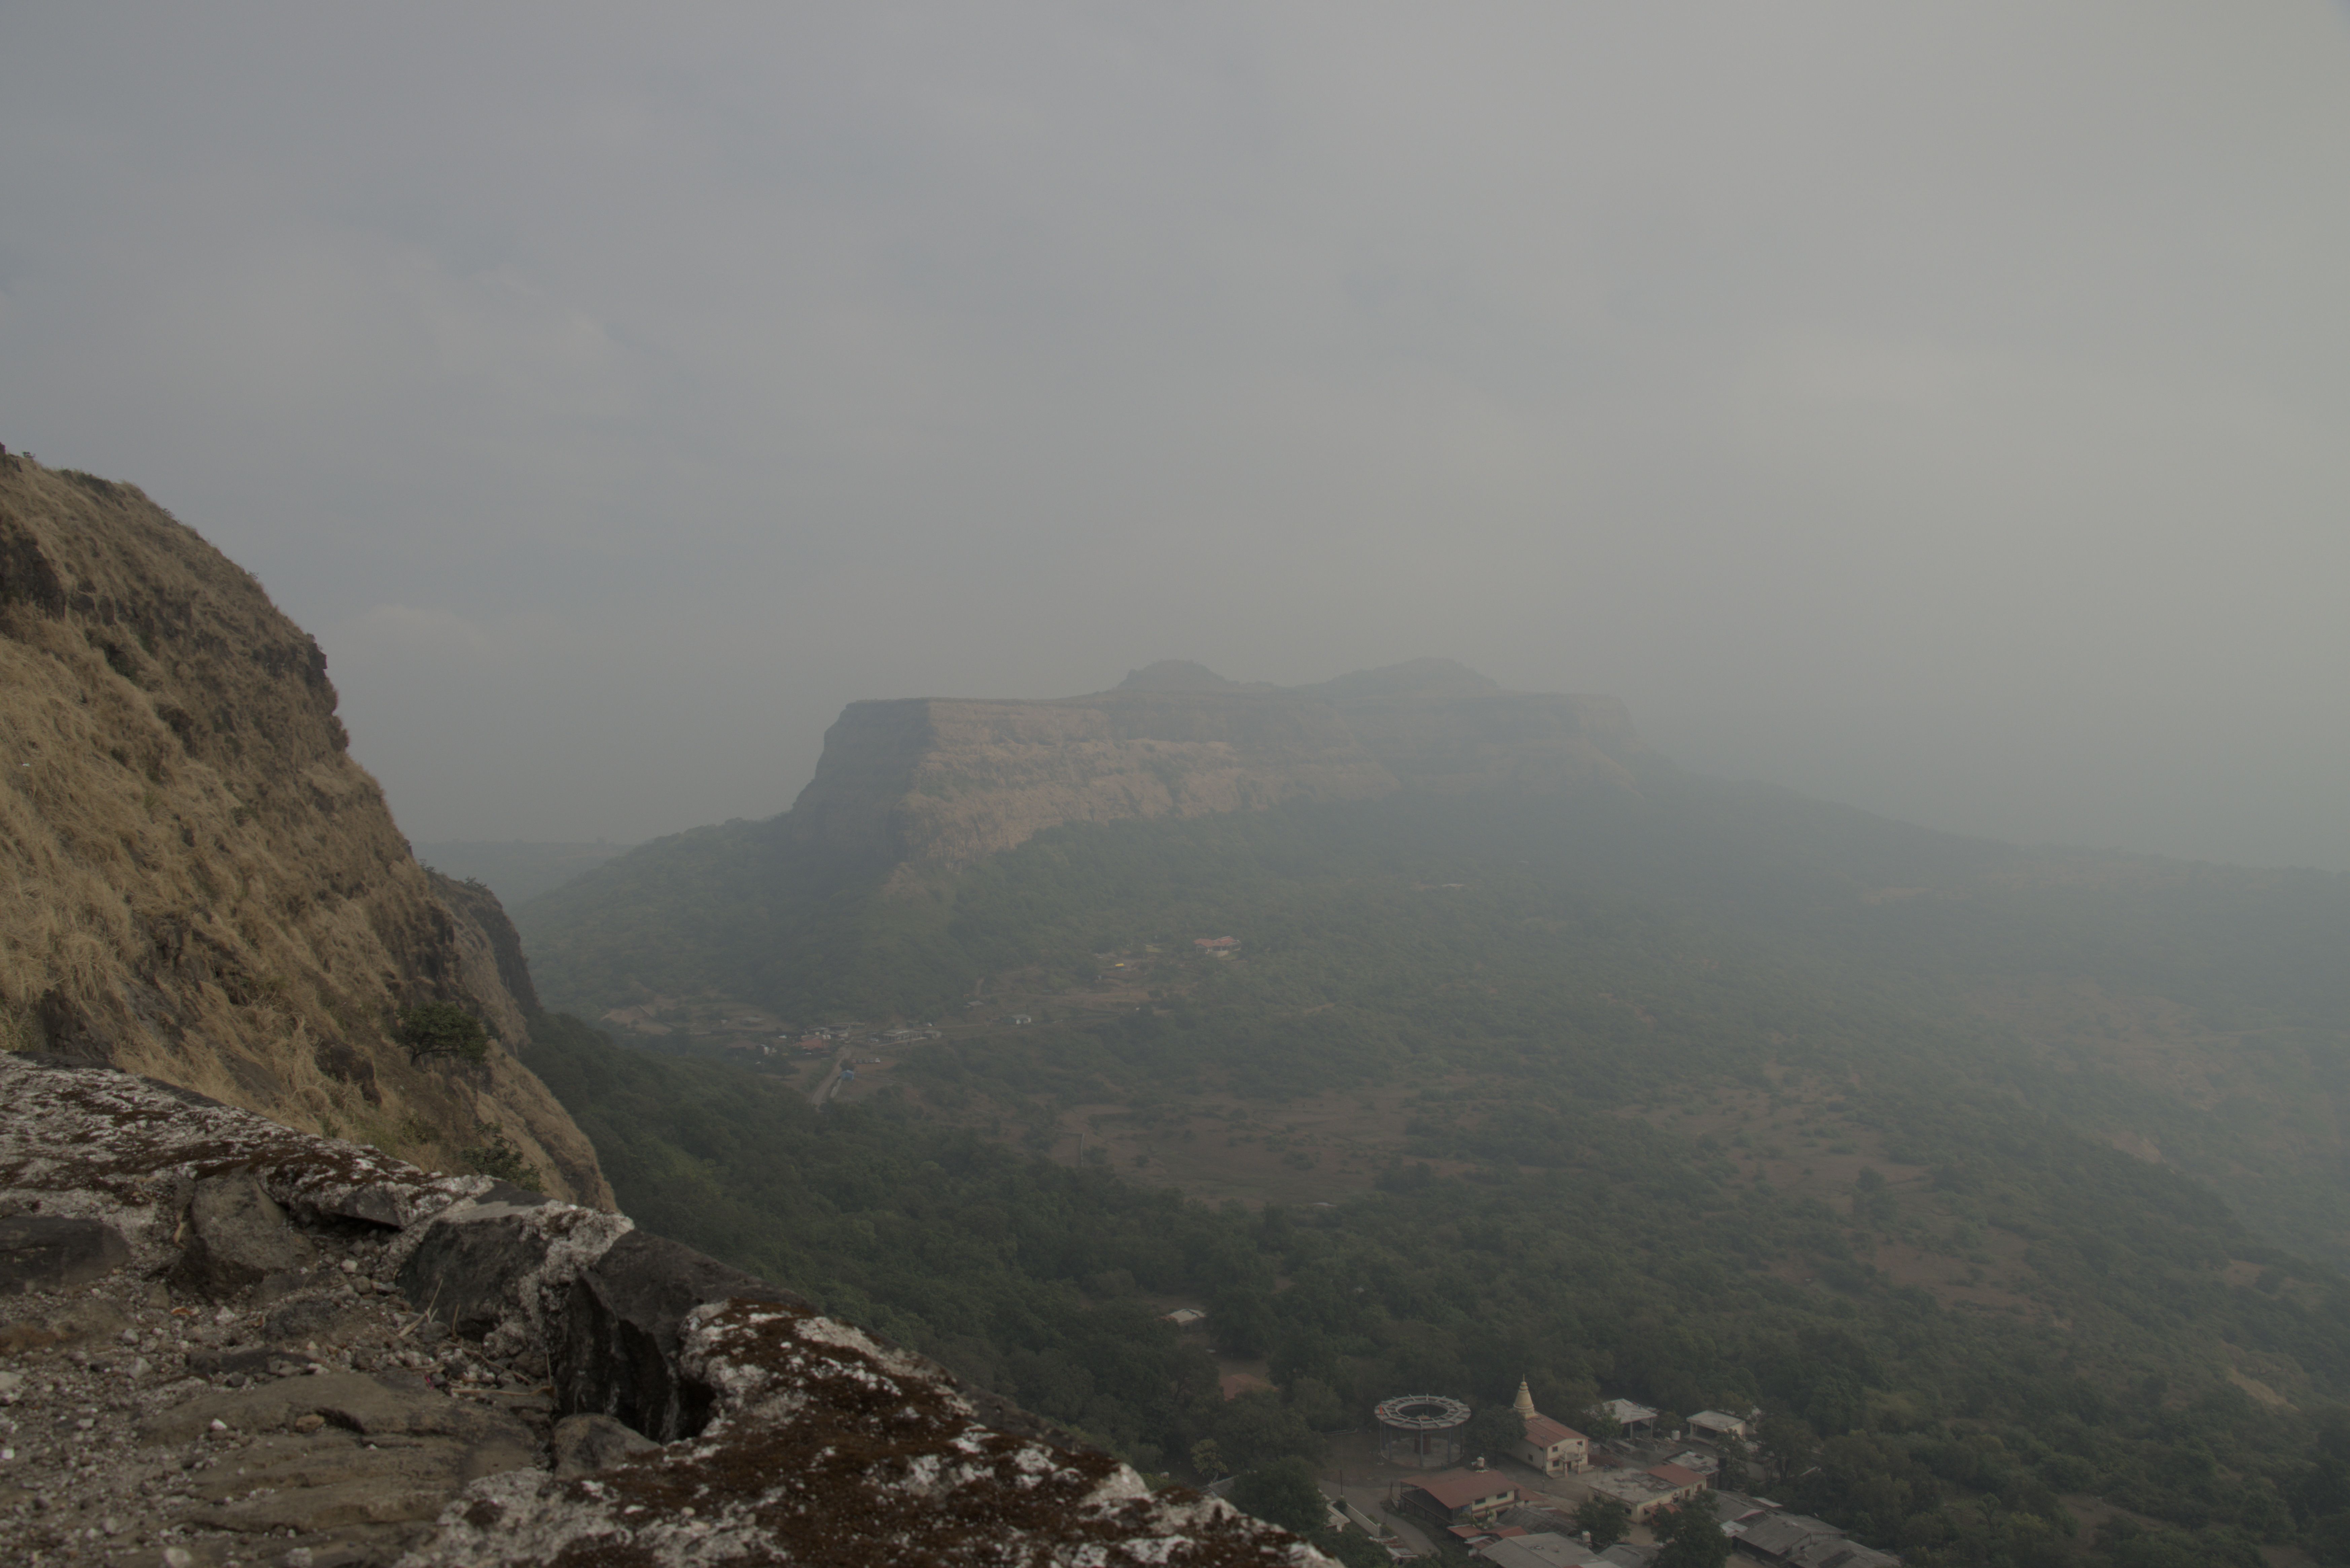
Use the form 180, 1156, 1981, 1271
1290, 655, 1502, 702
1111, 659, 1273, 692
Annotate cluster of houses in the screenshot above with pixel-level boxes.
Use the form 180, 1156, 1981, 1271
1447, 1493, 1900, 1568
785, 1022, 945, 1055
1572, 1460, 1712, 1521
1726, 1508, 1901, 1568
1376, 1390, 1898, 1568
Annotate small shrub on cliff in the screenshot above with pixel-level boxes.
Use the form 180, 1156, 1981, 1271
461, 1129, 542, 1191
398, 1002, 489, 1064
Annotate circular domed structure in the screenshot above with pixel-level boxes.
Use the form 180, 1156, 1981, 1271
1373, 1394, 1471, 1468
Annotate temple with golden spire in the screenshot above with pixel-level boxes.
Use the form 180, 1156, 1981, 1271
1508, 1378, 1593, 1477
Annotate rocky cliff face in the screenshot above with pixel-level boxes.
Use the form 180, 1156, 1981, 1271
0, 455, 609, 1208
786, 657, 1644, 876
790, 689, 1399, 876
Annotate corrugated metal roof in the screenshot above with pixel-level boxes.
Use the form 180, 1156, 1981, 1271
1525, 1415, 1587, 1446
1414, 1470, 1519, 1509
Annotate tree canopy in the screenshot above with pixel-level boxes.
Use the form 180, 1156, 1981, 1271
398, 1001, 488, 1063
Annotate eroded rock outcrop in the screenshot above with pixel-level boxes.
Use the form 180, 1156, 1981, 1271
0, 454, 608, 1205
0, 1055, 1329, 1566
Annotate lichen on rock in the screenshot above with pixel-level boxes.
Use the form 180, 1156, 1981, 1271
0, 1054, 1329, 1566
408, 1294, 1331, 1566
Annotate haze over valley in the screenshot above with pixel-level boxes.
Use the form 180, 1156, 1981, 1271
6, 7, 2349, 872
6, 7, 2350, 1567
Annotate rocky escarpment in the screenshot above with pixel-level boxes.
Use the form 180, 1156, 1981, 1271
789, 688, 1397, 877
515, 657, 1649, 1010
786, 656, 1643, 876
0, 1054, 1328, 1566
0, 455, 608, 1207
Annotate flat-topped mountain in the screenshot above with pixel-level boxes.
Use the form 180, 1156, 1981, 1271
789, 657, 1642, 876
0, 455, 608, 1205
518, 658, 1653, 1021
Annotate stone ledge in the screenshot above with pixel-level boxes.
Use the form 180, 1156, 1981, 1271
0, 1054, 1330, 1566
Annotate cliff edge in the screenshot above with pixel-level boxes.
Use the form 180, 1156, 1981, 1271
0, 454, 609, 1207
0, 1053, 1326, 1565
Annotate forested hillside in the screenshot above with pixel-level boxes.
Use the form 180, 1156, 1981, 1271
524, 1010, 2350, 1568
509, 677, 2350, 1568
521, 764, 2350, 1269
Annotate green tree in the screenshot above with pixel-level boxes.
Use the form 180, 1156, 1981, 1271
1211, 1289, 1276, 1358
1309, 1527, 1392, 1568
1189, 1438, 1227, 1480
1230, 1457, 1328, 1535
1287, 1377, 1351, 1433
1211, 1389, 1323, 1472
1577, 1495, 1632, 1550
1756, 1410, 1819, 1484
399, 1001, 489, 1064
1462, 1403, 1527, 1464
1654, 1500, 1731, 1568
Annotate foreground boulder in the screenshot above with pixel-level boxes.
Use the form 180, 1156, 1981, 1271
0, 1054, 1329, 1566
0, 1212, 128, 1292
169, 1170, 317, 1297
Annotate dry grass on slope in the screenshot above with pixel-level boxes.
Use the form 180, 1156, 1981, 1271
0, 455, 609, 1207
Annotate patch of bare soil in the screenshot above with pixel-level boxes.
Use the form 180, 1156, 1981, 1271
1976, 979, 2350, 1161
2062, 1492, 2160, 1536
1624, 1074, 2089, 1317
1974, 980, 2239, 1110
1630, 1075, 1929, 1209
2228, 1369, 2294, 1409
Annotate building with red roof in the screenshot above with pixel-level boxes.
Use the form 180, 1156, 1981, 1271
1579, 1461, 1710, 1522
1518, 1413, 1591, 1476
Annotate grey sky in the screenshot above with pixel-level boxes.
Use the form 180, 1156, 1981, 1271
4, 4, 2347, 867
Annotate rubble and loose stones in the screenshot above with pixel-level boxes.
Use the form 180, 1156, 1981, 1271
2, 1052, 1332, 1567
549, 1411, 657, 1478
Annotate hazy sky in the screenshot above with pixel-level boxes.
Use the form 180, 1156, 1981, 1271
4, 4, 2347, 868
